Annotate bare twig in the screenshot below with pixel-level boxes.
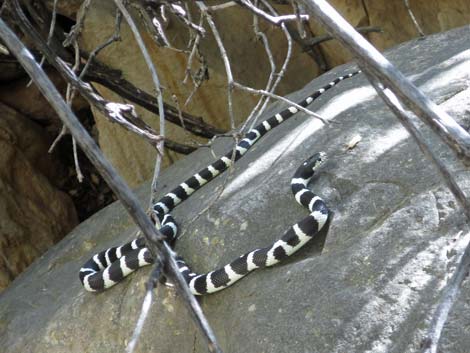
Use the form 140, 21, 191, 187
171, 94, 206, 148
282, 13, 328, 70
43, 0, 66, 154
200, 1, 326, 128
0, 15, 222, 353
161, 139, 196, 155
9, 1, 165, 149
233, 81, 327, 123
183, 15, 205, 84
112, 0, 166, 188
83, 60, 223, 138
234, 0, 309, 25
111, 2, 222, 352
244, 0, 294, 130
189, 0, 324, 234
127, 262, 163, 353
72, 135, 84, 182
68, 39, 85, 182
0, 1, 8, 16
131, 2, 171, 48
78, 9, 122, 80
63, 0, 92, 47
304, 26, 383, 47
363, 70, 470, 220
0, 43, 9, 54
45, 3, 219, 139
109, 2, 167, 351
182, 17, 209, 109
113, 0, 165, 137
197, 1, 236, 130
178, 136, 240, 242
299, 0, 470, 161
421, 232, 470, 353
237, 0, 277, 131
11, 1, 194, 154
292, 0, 307, 38
48, 125, 67, 152
207, 1, 237, 11
35, 0, 58, 71
363, 50, 470, 353
164, 1, 206, 36
403, 0, 425, 37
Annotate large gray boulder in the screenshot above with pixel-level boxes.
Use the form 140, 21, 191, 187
1, 25, 470, 353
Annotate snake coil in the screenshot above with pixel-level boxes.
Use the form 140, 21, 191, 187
79, 71, 359, 295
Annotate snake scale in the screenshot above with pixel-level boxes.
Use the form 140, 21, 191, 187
79, 70, 359, 295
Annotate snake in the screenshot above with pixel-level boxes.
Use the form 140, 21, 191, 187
79, 70, 359, 295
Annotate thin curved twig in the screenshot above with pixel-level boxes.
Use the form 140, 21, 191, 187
403, 0, 425, 37
234, 0, 309, 24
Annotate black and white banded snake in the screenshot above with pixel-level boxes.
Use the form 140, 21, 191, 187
79, 71, 359, 295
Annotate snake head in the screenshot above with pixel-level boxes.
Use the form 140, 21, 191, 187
303, 151, 327, 171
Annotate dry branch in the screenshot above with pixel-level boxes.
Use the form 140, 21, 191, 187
293, 1, 470, 351
234, 0, 310, 24
84, 61, 224, 138
421, 232, 470, 353
9, 0, 163, 146
363, 70, 470, 220
242, 0, 293, 129
197, 1, 236, 130
303, 26, 382, 47
110, 2, 221, 351
0, 14, 222, 353
7, 1, 212, 155
403, 0, 425, 37
300, 0, 470, 161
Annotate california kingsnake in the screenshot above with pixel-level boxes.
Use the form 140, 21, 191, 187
79, 70, 360, 295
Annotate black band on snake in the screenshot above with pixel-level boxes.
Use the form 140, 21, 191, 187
79, 71, 359, 295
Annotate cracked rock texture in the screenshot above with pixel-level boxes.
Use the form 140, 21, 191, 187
1, 25, 470, 353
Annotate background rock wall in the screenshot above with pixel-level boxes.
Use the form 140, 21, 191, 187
72, 0, 470, 186
0, 102, 78, 292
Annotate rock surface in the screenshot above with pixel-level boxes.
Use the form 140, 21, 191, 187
1, 25, 470, 353
0, 102, 78, 292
